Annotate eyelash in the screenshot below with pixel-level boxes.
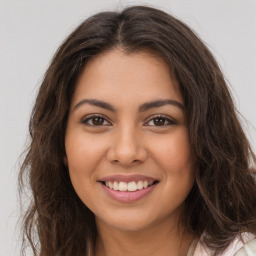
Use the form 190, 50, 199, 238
81, 114, 111, 126
144, 114, 176, 126
81, 114, 176, 127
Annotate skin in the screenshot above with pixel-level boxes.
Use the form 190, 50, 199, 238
65, 48, 196, 256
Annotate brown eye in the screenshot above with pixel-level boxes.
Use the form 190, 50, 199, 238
92, 117, 104, 125
145, 115, 176, 126
82, 115, 111, 126
153, 117, 166, 126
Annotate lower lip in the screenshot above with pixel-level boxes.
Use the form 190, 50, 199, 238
100, 183, 157, 203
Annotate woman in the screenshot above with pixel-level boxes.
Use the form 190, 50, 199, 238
19, 5, 256, 256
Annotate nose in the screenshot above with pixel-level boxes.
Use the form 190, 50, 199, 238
106, 125, 147, 167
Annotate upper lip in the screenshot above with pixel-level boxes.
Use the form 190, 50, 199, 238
98, 174, 158, 183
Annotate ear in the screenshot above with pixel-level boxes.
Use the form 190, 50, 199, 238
63, 156, 68, 166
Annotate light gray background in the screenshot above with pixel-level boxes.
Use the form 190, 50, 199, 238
0, 0, 255, 255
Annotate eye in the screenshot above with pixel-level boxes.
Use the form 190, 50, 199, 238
81, 115, 111, 126
144, 115, 176, 126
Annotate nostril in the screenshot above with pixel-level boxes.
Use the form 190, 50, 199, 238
111, 159, 141, 166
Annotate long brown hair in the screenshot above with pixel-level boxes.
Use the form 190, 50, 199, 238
19, 5, 256, 256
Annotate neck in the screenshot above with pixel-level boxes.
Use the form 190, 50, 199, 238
95, 217, 194, 256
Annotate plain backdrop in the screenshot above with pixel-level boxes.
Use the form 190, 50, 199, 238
0, 0, 255, 255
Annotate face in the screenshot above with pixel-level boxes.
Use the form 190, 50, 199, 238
65, 49, 195, 232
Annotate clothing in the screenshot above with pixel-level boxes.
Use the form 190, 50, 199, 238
187, 233, 256, 256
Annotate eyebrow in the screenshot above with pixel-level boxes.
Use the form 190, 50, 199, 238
139, 99, 184, 111
73, 99, 116, 112
73, 98, 184, 112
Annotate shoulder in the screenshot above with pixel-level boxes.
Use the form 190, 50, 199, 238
191, 232, 256, 256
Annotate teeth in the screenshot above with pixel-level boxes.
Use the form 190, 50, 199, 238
137, 181, 144, 190
108, 181, 113, 189
104, 180, 155, 191
143, 181, 148, 188
119, 182, 128, 191
113, 181, 119, 190
127, 181, 137, 192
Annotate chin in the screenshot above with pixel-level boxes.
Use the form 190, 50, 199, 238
95, 210, 162, 233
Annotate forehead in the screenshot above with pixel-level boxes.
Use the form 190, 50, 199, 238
71, 48, 183, 107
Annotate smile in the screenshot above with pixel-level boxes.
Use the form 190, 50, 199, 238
103, 180, 155, 191
98, 175, 159, 202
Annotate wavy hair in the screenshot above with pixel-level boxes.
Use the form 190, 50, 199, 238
19, 5, 256, 256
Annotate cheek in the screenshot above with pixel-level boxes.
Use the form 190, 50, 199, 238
64, 131, 108, 190
65, 133, 105, 208
150, 128, 193, 174
154, 131, 195, 210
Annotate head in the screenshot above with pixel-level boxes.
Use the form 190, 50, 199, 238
20, 5, 256, 256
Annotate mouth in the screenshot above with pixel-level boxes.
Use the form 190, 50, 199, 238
98, 175, 159, 202
99, 180, 159, 192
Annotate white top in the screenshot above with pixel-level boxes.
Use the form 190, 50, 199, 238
187, 233, 256, 256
